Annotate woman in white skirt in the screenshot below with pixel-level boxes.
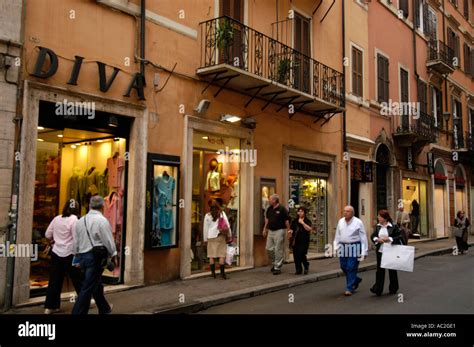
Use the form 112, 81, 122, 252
203, 199, 231, 279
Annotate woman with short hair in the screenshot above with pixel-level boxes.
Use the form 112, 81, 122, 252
454, 211, 470, 255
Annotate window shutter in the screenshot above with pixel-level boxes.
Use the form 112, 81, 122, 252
414, 0, 420, 28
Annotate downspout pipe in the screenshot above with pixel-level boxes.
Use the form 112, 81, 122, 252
342, 0, 349, 206
140, 0, 146, 84
442, 0, 448, 122
4, 0, 26, 312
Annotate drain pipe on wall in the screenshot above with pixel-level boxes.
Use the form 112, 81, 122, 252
140, 0, 146, 85
4, 0, 26, 312
342, 0, 349, 206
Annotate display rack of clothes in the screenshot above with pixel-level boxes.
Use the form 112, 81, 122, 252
153, 171, 175, 246
107, 152, 125, 192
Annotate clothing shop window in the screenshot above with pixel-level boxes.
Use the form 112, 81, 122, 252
32, 104, 130, 294
191, 132, 241, 273
145, 154, 180, 249
402, 178, 428, 238
256, 177, 276, 235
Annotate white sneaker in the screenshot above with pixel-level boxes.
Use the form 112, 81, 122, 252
90, 299, 96, 308
44, 308, 60, 314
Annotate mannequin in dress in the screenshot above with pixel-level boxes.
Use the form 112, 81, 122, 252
205, 158, 221, 194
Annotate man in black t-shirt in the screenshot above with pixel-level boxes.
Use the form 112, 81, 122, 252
262, 194, 290, 275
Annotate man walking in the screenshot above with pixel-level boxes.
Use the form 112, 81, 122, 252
72, 196, 116, 314
262, 194, 290, 275
334, 206, 368, 296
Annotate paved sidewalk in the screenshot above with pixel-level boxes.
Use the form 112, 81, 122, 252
5, 238, 466, 314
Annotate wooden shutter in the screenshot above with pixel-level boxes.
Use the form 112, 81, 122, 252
400, 69, 408, 103
414, 0, 420, 28
463, 0, 469, 19
417, 80, 427, 113
220, 0, 243, 20
377, 54, 389, 103
464, 44, 471, 75
399, 0, 409, 18
352, 47, 363, 97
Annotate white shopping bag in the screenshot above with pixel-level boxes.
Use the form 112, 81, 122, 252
380, 243, 415, 272
225, 245, 236, 266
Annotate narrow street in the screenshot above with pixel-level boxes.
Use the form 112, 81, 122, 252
200, 253, 474, 314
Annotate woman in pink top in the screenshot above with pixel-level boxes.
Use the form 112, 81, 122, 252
44, 200, 82, 314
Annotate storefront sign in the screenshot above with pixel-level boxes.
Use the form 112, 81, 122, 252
31, 47, 145, 100
427, 152, 434, 175
289, 159, 330, 176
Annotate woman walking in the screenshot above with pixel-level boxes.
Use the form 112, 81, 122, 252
44, 200, 82, 314
370, 209, 403, 296
203, 199, 232, 279
454, 211, 470, 254
288, 207, 312, 275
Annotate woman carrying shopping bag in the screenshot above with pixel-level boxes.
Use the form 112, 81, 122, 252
454, 211, 470, 255
203, 199, 232, 279
370, 209, 404, 296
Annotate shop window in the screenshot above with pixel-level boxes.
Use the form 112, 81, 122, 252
402, 179, 428, 238
32, 125, 128, 293
191, 132, 241, 273
256, 178, 276, 235
145, 154, 180, 249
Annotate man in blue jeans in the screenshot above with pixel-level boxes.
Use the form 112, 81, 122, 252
72, 196, 117, 314
334, 206, 368, 296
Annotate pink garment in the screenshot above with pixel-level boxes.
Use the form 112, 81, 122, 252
45, 215, 78, 257
107, 156, 124, 190
104, 192, 123, 235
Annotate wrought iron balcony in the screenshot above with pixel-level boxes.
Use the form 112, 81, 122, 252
197, 16, 344, 119
427, 40, 455, 74
393, 110, 437, 147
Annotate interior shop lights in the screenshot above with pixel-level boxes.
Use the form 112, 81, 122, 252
220, 114, 241, 123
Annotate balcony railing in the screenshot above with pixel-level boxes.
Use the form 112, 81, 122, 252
198, 16, 345, 110
395, 110, 437, 143
427, 40, 455, 74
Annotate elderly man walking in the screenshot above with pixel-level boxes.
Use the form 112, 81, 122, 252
72, 195, 117, 314
262, 194, 290, 275
334, 206, 368, 296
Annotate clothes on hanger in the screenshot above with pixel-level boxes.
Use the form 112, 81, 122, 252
154, 174, 175, 231
104, 191, 123, 235
97, 168, 109, 198
46, 156, 59, 187
205, 169, 220, 192
107, 155, 125, 190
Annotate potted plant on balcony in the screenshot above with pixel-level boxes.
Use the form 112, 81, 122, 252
276, 58, 298, 84
216, 17, 235, 61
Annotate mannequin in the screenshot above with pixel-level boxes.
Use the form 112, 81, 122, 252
205, 158, 221, 193
153, 171, 176, 246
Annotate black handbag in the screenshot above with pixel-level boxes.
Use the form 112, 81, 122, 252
84, 217, 109, 268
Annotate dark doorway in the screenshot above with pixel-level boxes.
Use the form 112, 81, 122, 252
376, 144, 390, 211
351, 180, 360, 218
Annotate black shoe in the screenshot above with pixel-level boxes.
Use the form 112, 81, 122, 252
295, 271, 302, 275
353, 278, 362, 290
210, 264, 216, 279
303, 269, 308, 275
370, 287, 381, 296
389, 288, 398, 295
220, 265, 227, 280
270, 267, 275, 273
273, 269, 282, 275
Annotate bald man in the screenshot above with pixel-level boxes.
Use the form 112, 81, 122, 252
334, 206, 368, 296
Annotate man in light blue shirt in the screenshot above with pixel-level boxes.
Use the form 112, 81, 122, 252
72, 195, 116, 314
334, 206, 368, 296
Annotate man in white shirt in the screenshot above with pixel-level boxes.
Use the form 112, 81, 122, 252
72, 195, 116, 314
333, 206, 368, 296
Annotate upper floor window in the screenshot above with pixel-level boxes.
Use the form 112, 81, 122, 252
463, 0, 469, 19
449, 0, 458, 8
377, 54, 390, 103
399, 0, 409, 18
352, 46, 363, 97
447, 27, 460, 67
464, 44, 471, 76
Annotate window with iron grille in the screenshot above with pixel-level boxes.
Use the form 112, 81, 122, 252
352, 46, 363, 97
377, 54, 389, 103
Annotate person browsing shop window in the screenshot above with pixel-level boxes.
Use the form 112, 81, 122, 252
370, 209, 403, 296
334, 206, 368, 296
72, 195, 117, 315
44, 200, 82, 314
262, 194, 290, 275
203, 199, 231, 279
288, 206, 312, 275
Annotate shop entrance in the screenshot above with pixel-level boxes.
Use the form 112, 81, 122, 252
455, 166, 467, 214
402, 178, 428, 238
31, 101, 130, 296
433, 160, 448, 238
288, 159, 330, 253
191, 131, 241, 273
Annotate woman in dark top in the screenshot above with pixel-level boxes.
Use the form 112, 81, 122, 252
454, 211, 470, 254
288, 207, 312, 275
370, 209, 404, 296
